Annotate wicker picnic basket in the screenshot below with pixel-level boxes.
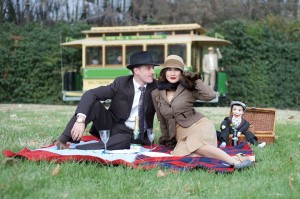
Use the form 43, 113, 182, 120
229, 107, 276, 144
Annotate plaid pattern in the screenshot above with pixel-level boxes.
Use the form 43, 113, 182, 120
134, 142, 253, 173
2, 136, 254, 173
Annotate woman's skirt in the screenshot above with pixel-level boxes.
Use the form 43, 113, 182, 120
172, 117, 217, 156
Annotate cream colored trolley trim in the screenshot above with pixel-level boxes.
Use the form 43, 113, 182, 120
82, 45, 86, 68
186, 42, 191, 66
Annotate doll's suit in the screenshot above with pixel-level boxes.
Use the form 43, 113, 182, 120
219, 116, 257, 143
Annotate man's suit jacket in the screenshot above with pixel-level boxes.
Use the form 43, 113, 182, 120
75, 75, 156, 129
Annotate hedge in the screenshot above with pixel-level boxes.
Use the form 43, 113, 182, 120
0, 20, 299, 108
212, 19, 300, 109
0, 22, 90, 104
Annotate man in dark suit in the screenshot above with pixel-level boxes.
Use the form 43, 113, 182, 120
55, 51, 158, 150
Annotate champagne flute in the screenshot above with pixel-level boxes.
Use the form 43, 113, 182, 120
147, 128, 155, 151
99, 130, 110, 154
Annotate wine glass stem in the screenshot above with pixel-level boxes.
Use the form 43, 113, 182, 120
150, 143, 152, 151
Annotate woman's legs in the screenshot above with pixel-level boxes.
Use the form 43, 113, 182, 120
194, 144, 241, 165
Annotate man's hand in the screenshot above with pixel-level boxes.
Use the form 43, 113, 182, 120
237, 131, 242, 137
71, 122, 85, 141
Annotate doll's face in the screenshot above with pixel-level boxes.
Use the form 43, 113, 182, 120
232, 105, 244, 118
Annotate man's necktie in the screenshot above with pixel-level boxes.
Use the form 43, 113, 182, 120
138, 86, 146, 135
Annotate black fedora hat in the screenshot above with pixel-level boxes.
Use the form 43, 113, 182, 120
126, 51, 159, 70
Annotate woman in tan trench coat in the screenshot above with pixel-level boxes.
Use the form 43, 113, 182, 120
151, 55, 253, 169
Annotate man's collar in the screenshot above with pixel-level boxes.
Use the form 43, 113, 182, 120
132, 78, 146, 92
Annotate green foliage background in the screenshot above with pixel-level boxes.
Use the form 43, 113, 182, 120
212, 18, 300, 109
0, 19, 300, 108
0, 22, 90, 104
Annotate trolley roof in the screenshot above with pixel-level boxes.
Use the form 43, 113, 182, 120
61, 23, 231, 48
83, 23, 206, 34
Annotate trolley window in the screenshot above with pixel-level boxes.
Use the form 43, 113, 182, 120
126, 46, 143, 64
147, 45, 164, 64
86, 47, 102, 66
106, 46, 122, 65
139, 32, 154, 36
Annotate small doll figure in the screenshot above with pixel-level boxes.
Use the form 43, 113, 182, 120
219, 101, 266, 148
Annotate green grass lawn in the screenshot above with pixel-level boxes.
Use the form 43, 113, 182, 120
0, 104, 300, 199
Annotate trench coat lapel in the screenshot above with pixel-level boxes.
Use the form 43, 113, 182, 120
172, 84, 185, 100
159, 89, 169, 103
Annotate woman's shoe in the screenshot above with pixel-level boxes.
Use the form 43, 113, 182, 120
234, 160, 253, 170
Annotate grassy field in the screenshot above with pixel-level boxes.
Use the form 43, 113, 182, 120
0, 104, 300, 199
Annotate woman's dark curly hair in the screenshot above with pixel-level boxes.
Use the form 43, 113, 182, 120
157, 68, 173, 82
157, 68, 181, 90
180, 71, 203, 91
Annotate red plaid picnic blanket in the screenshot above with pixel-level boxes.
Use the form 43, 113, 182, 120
2, 135, 254, 173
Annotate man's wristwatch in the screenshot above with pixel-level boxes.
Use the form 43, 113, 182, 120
76, 115, 85, 123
